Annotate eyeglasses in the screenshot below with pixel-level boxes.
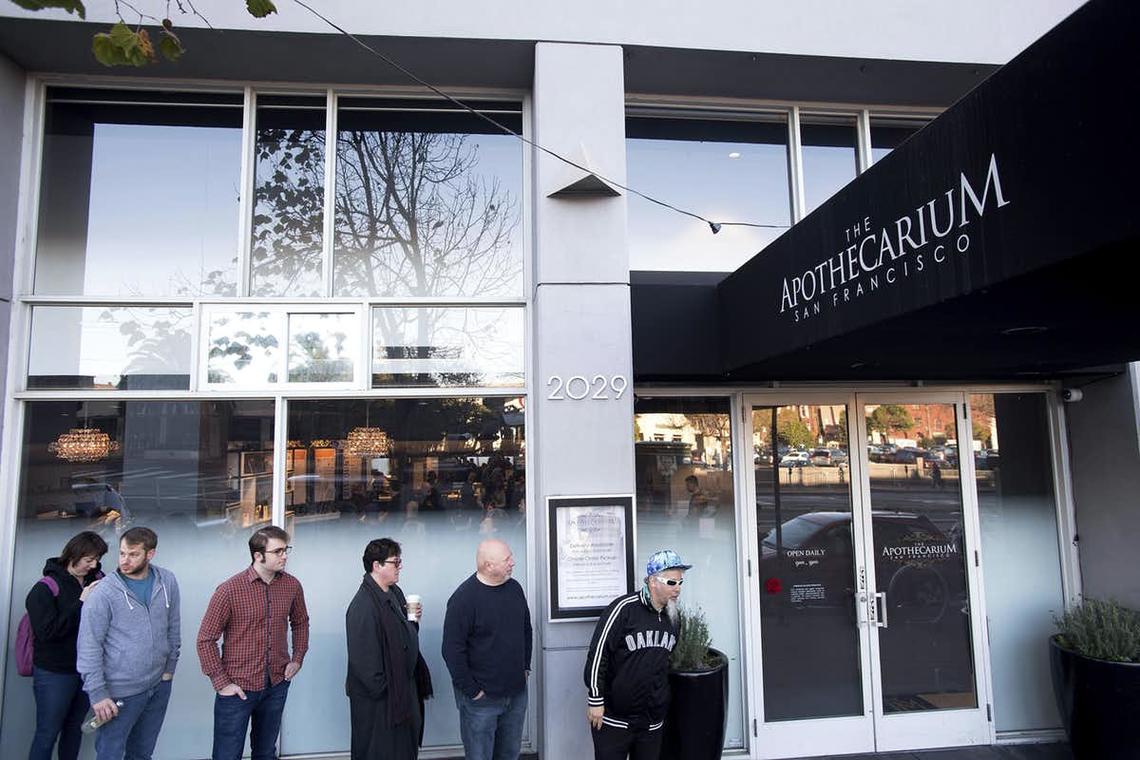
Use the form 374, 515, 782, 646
384, 557, 403, 567
267, 546, 293, 556
657, 577, 684, 587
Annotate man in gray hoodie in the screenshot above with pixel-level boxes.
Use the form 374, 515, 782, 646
78, 527, 181, 760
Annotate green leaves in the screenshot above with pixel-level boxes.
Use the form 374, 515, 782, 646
92, 21, 153, 67
88, 13, 186, 66
14, 0, 277, 66
159, 20, 184, 62
246, 0, 277, 18
9, 0, 86, 18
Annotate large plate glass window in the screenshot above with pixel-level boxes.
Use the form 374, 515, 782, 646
800, 115, 858, 216
869, 117, 928, 165
626, 115, 791, 272
633, 396, 746, 750
279, 396, 527, 754
1, 399, 275, 760
34, 88, 243, 298
332, 99, 525, 298
28, 305, 193, 390
371, 306, 524, 387
250, 94, 328, 297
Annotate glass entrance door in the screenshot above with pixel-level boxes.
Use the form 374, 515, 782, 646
856, 394, 991, 752
746, 394, 992, 758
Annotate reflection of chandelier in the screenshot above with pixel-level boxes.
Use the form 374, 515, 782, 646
49, 428, 121, 463
344, 427, 390, 457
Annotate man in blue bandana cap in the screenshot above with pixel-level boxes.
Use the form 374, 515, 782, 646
583, 549, 691, 760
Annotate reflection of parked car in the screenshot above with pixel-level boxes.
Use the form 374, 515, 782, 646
758, 511, 966, 624
779, 451, 811, 467
810, 448, 848, 467
868, 444, 899, 463
974, 449, 1000, 470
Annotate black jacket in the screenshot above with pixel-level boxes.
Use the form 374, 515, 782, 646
25, 557, 102, 674
584, 588, 678, 728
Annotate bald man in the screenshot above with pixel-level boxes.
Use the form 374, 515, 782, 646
442, 540, 533, 760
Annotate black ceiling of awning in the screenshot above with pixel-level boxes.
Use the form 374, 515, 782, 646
633, 0, 1140, 384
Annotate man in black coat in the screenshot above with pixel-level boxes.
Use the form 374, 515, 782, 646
345, 538, 432, 760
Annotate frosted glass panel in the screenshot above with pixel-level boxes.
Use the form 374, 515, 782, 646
2, 399, 275, 760
973, 393, 1064, 732
280, 397, 527, 755
634, 396, 745, 750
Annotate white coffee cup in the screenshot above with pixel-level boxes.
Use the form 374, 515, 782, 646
406, 594, 422, 621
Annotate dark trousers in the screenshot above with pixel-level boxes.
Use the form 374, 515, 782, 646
211, 680, 289, 760
29, 667, 89, 760
591, 722, 664, 760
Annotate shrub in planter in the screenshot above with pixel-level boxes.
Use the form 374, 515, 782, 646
660, 606, 728, 760
1050, 598, 1140, 760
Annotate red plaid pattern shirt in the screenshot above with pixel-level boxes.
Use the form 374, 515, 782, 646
196, 566, 310, 692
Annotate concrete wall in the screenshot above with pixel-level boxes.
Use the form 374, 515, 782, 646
1, 0, 1086, 65
1065, 364, 1140, 609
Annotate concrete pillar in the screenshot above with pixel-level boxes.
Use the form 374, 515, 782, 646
531, 42, 632, 759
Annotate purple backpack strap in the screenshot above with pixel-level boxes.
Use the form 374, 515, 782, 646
15, 577, 61, 677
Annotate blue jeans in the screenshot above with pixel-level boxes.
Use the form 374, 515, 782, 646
455, 686, 528, 760
93, 679, 172, 760
29, 667, 89, 760
212, 680, 290, 760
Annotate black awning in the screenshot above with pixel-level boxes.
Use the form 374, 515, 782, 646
711, 0, 1140, 381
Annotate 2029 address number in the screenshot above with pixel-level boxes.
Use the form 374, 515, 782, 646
546, 374, 628, 400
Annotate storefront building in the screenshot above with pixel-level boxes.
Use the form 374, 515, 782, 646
0, 0, 1137, 758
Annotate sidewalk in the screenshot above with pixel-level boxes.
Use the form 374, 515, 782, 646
790, 743, 1072, 760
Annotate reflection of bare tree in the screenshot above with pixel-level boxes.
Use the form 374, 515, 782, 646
337, 131, 521, 385
334, 131, 519, 298
114, 122, 521, 386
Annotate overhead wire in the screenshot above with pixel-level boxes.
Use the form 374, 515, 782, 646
289, 0, 789, 235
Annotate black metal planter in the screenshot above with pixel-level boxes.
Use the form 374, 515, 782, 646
1049, 636, 1140, 760
660, 648, 728, 760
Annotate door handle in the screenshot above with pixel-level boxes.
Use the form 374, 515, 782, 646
874, 591, 889, 628
855, 593, 869, 625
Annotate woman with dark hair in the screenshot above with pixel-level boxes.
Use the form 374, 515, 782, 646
345, 537, 433, 759
26, 530, 108, 760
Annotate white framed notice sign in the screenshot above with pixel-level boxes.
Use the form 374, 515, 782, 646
548, 495, 635, 620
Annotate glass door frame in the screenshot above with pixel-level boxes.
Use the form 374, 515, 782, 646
740, 390, 997, 758
853, 390, 994, 753
740, 390, 876, 758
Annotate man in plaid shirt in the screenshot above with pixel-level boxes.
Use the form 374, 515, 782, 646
196, 526, 310, 760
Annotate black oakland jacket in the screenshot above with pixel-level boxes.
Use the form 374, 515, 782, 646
583, 588, 678, 730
